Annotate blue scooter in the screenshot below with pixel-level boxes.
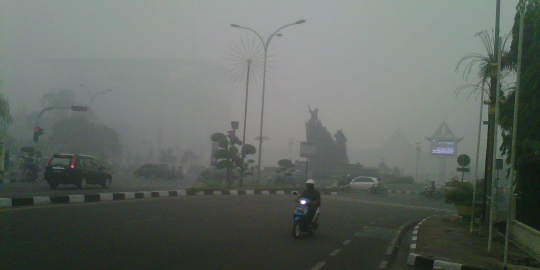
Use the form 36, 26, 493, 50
292, 198, 319, 238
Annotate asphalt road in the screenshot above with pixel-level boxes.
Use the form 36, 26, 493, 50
0, 194, 453, 270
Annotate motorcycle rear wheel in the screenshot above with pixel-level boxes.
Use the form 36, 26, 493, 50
292, 221, 301, 239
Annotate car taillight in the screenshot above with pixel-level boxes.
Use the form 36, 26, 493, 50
70, 156, 76, 169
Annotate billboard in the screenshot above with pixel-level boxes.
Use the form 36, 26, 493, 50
300, 142, 316, 158
430, 140, 455, 155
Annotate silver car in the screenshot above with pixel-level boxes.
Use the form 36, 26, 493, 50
349, 176, 378, 191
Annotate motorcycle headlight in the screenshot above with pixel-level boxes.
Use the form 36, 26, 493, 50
300, 199, 307, 205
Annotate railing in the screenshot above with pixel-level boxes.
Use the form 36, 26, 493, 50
511, 220, 540, 261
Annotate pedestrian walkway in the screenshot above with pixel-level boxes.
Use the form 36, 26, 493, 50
405, 214, 540, 270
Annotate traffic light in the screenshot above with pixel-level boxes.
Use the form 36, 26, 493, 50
71, 105, 89, 111
33, 127, 44, 142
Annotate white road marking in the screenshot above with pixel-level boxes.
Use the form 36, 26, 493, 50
311, 262, 326, 270
342, 239, 351, 245
329, 249, 340, 256
379, 260, 388, 268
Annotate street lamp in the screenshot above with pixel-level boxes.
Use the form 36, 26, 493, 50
231, 19, 306, 182
80, 84, 111, 109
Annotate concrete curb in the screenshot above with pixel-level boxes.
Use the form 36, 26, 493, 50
0, 189, 338, 208
386, 219, 422, 264
408, 216, 433, 254
406, 216, 491, 270
406, 253, 491, 270
387, 190, 421, 195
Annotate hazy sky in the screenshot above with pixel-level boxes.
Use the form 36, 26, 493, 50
0, 0, 519, 168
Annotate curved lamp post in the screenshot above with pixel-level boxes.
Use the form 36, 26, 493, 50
231, 19, 306, 182
80, 84, 111, 109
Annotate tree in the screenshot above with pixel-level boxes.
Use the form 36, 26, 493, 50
39, 89, 76, 121
455, 29, 513, 223
455, 30, 512, 100
159, 148, 178, 164
210, 132, 256, 188
48, 115, 122, 161
181, 148, 198, 165
499, 1, 540, 229
500, 0, 540, 162
0, 93, 12, 124
0, 82, 12, 177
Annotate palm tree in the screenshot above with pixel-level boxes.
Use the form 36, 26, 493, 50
455, 30, 512, 100
455, 29, 513, 224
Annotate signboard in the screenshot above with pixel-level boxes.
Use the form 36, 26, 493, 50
430, 140, 455, 155
300, 142, 316, 158
457, 167, 470, 172
496, 159, 503, 170
457, 154, 471, 167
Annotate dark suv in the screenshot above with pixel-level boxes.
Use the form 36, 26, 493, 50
44, 154, 112, 189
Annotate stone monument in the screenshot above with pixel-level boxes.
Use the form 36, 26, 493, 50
305, 106, 349, 165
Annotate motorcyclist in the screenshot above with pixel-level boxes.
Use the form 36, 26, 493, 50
25, 157, 38, 181
338, 174, 351, 188
296, 179, 321, 224
427, 181, 436, 196
371, 176, 385, 192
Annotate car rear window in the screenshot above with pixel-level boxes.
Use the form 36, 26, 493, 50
49, 157, 72, 166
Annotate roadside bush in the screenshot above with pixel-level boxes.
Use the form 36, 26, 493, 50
444, 181, 483, 206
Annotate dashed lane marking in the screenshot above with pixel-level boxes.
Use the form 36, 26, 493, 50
329, 249, 341, 256
342, 240, 351, 245
311, 261, 326, 270
379, 260, 388, 268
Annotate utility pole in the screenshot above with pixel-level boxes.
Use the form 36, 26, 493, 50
415, 142, 421, 182
482, 0, 501, 225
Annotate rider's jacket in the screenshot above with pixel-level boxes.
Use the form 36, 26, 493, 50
299, 188, 321, 207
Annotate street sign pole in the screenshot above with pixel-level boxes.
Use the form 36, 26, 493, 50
305, 157, 309, 180
300, 142, 316, 181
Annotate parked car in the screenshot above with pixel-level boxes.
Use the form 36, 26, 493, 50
349, 176, 378, 191
133, 163, 183, 180
44, 153, 112, 189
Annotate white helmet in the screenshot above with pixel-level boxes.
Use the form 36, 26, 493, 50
306, 179, 315, 185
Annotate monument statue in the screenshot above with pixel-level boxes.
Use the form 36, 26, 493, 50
305, 108, 349, 165
308, 105, 318, 123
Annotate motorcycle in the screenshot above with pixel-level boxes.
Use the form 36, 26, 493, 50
292, 198, 319, 238
25, 168, 38, 182
419, 186, 442, 199
369, 182, 387, 195
331, 181, 351, 193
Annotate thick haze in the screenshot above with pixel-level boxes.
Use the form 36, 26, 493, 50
0, 1, 519, 178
